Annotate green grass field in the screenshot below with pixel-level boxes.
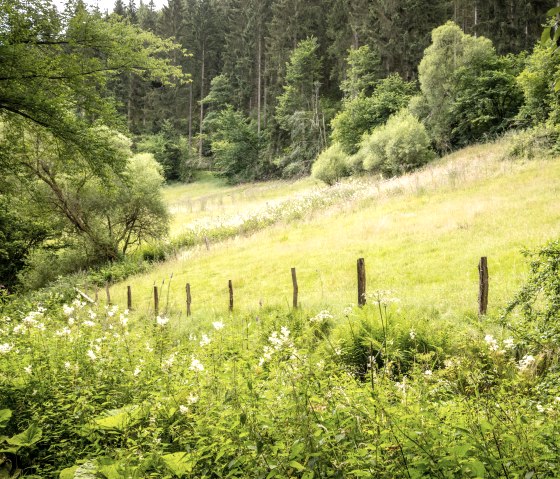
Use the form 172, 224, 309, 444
104, 141, 560, 322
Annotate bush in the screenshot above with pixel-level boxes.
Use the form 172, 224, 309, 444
358, 110, 434, 176
311, 143, 350, 185
503, 125, 560, 160
331, 74, 416, 155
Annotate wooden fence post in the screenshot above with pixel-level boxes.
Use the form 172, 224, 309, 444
228, 280, 233, 312
105, 284, 111, 305
127, 285, 132, 311
291, 267, 298, 309
94, 287, 98, 303
478, 256, 489, 316
357, 258, 366, 307
154, 285, 159, 317
186, 283, 192, 316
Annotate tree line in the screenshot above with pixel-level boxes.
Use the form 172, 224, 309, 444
113, 0, 553, 182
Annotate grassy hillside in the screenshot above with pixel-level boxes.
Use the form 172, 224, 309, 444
104, 141, 560, 321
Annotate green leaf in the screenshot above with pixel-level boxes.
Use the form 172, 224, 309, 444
541, 27, 552, 45
467, 459, 486, 478
289, 461, 306, 472
6, 423, 42, 448
161, 452, 193, 477
0, 411, 11, 430
93, 405, 143, 432
59, 466, 79, 479
546, 6, 560, 17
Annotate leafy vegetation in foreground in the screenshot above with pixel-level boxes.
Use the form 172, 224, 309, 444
1, 250, 560, 478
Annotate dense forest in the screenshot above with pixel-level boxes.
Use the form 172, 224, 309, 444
2, 0, 560, 291
114, 0, 554, 181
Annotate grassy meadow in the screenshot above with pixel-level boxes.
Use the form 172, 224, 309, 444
3, 140, 560, 478
105, 140, 560, 321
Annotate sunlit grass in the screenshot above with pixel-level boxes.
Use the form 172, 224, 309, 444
105, 141, 560, 322
163, 172, 319, 236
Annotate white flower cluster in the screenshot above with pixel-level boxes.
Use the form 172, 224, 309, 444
259, 326, 294, 366
0, 343, 13, 354
310, 310, 333, 323
189, 356, 204, 372
518, 354, 535, 371
484, 334, 515, 354
156, 315, 169, 327
369, 290, 400, 306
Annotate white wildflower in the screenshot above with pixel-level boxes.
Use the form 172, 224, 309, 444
145, 342, 154, 353
518, 354, 535, 371
503, 338, 515, 350
179, 405, 188, 414
133, 367, 141, 376
424, 369, 433, 376
162, 353, 176, 372
62, 304, 74, 316
24, 365, 32, 374
88, 310, 97, 320
484, 334, 499, 352
188, 394, 198, 404
189, 356, 204, 372
68, 317, 75, 326
120, 315, 128, 327
310, 310, 333, 323
409, 329, 416, 340
343, 306, 353, 316
156, 315, 169, 327
199, 334, 211, 347
536, 404, 545, 413
87, 349, 97, 361
212, 321, 224, 331
0, 343, 13, 354
64, 361, 72, 370
83, 320, 95, 327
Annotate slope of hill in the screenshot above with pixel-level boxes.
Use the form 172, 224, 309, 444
106, 140, 560, 320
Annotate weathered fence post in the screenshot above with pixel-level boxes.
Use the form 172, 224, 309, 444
127, 285, 132, 311
105, 284, 111, 305
94, 287, 99, 303
186, 283, 192, 317
204, 236, 210, 250
291, 267, 298, 309
357, 258, 366, 307
478, 256, 489, 316
228, 280, 234, 312
154, 285, 159, 317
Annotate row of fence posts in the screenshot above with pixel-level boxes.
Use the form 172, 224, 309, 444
96, 257, 490, 318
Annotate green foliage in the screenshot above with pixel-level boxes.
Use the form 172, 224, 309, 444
331, 74, 416, 154
311, 143, 349, 185
356, 110, 434, 176
340, 45, 381, 99
503, 239, 560, 363
275, 37, 326, 176
14, 150, 169, 290
503, 124, 560, 160
516, 43, 560, 127
0, 0, 185, 175
450, 54, 524, 146
209, 107, 267, 184
136, 122, 199, 182
417, 22, 497, 151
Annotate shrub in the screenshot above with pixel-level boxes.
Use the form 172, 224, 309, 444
311, 143, 349, 185
503, 125, 560, 160
359, 110, 434, 176
331, 74, 416, 155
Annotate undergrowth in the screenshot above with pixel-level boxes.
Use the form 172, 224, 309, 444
1, 239, 560, 478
